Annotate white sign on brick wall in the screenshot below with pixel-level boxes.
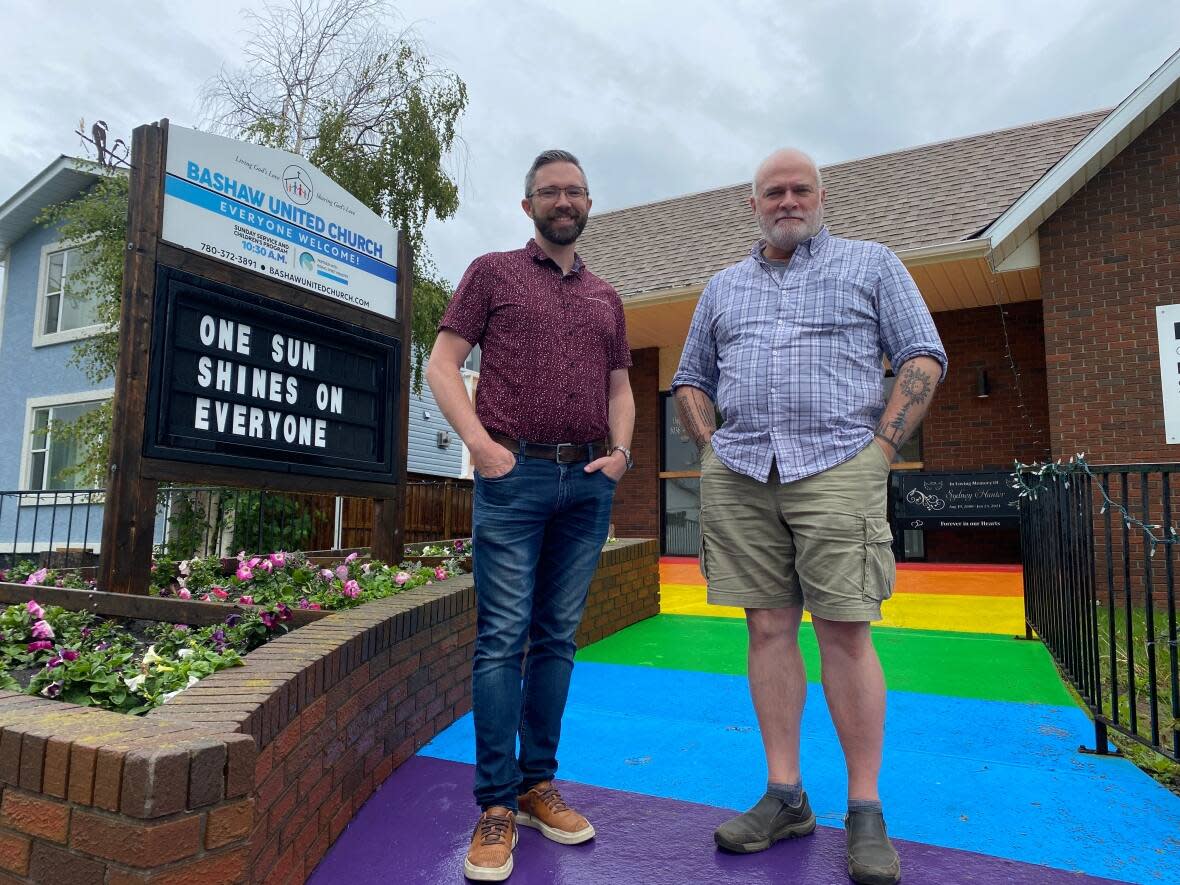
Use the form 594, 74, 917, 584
1155, 304, 1180, 444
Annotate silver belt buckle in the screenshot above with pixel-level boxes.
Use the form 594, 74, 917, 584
553, 442, 574, 462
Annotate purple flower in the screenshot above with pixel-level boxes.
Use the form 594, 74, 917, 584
26, 600, 45, 619
235, 564, 254, 582
26, 640, 53, 652
225, 613, 242, 627
277, 603, 292, 622
248, 557, 262, 569
95, 642, 110, 651
319, 568, 334, 583
174, 624, 189, 633
41, 682, 62, 699
345, 551, 358, 563
47, 656, 63, 668
61, 648, 78, 661
270, 552, 287, 568
25, 568, 49, 587
31, 620, 54, 640
298, 597, 310, 609
158, 587, 174, 598
334, 565, 349, 581
454, 539, 466, 552
260, 610, 278, 629
342, 579, 361, 599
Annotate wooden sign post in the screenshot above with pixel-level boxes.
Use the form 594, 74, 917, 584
99, 121, 410, 594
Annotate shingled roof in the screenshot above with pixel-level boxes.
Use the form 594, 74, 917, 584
577, 109, 1110, 299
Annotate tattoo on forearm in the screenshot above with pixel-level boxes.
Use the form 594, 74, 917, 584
675, 390, 716, 450
876, 363, 935, 451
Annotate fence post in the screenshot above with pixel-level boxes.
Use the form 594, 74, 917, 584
443, 480, 454, 540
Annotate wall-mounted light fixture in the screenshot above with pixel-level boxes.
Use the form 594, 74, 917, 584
976, 368, 990, 398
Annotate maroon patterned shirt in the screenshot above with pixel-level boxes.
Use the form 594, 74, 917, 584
440, 239, 632, 444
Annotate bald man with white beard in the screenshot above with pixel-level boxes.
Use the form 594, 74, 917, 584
672, 149, 947, 885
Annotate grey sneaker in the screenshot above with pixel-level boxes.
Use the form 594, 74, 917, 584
714, 791, 816, 853
846, 811, 901, 884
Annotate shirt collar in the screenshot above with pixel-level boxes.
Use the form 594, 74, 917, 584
750, 225, 831, 265
526, 238, 584, 274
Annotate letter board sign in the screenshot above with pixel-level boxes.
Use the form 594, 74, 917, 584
144, 265, 399, 482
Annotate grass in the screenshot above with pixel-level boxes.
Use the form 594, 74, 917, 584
1091, 601, 1180, 794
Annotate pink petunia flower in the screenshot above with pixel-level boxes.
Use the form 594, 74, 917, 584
177, 588, 192, 600
394, 571, 411, 586
25, 568, 48, 587
31, 620, 54, 640
342, 580, 361, 598
319, 568, 334, 583
200, 594, 210, 602
248, 557, 261, 569
236, 564, 254, 582
307, 602, 322, 610
258, 559, 274, 573
239, 595, 254, 606
211, 587, 229, 601
334, 565, 349, 581
345, 552, 358, 563
269, 552, 287, 568
26, 600, 44, 619
26, 640, 53, 652
434, 566, 448, 581
61, 649, 78, 661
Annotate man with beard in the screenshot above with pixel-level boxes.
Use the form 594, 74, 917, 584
672, 148, 946, 885
427, 149, 634, 882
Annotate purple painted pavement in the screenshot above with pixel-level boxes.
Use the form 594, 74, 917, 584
309, 756, 1127, 884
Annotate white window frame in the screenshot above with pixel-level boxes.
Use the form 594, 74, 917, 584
32, 239, 105, 347
19, 389, 113, 504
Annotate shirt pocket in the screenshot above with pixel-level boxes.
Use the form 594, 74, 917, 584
796, 275, 874, 330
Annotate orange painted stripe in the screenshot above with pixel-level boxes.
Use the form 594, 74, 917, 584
659, 561, 1023, 598
898, 562, 1023, 573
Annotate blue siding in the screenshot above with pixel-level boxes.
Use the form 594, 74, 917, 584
405, 378, 465, 478
0, 222, 108, 490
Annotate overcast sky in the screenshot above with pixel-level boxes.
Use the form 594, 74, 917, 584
1, 0, 1177, 285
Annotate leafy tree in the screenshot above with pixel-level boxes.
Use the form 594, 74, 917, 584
40, 0, 466, 486
201, 0, 467, 376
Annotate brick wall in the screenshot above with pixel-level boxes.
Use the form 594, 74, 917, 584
611, 348, 660, 540
1040, 103, 1180, 464
0, 540, 660, 883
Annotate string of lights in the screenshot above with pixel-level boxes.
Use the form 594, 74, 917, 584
1011, 453, 1180, 557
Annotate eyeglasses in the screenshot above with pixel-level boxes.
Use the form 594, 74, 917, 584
528, 186, 589, 201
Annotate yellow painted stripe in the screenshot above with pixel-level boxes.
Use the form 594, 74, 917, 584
659, 584, 1025, 636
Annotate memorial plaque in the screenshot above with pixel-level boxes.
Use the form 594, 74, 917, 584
893, 472, 1019, 530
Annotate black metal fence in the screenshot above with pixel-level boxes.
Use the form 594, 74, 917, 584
0, 486, 336, 569
1019, 463, 1180, 762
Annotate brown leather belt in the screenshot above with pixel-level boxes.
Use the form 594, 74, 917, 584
490, 431, 608, 464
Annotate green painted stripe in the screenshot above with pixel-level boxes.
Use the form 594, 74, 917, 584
576, 614, 1076, 706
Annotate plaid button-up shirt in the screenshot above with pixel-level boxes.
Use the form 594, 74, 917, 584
672, 227, 947, 484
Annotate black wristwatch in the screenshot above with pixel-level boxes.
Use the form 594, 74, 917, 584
610, 445, 634, 470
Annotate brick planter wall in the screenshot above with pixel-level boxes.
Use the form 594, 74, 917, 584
0, 539, 659, 883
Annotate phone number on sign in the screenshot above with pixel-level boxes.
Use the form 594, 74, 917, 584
199, 243, 258, 270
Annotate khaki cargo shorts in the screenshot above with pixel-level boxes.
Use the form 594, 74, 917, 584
699, 442, 896, 622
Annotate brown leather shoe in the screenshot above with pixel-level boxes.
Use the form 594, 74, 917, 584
464, 807, 518, 881
515, 781, 595, 845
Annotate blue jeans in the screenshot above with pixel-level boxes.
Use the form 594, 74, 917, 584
470, 451, 616, 810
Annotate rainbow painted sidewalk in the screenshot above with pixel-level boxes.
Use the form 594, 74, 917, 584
313, 559, 1180, 884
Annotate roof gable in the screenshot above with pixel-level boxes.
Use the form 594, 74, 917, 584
578, 111, 1107, 299
0, 157, 102, 258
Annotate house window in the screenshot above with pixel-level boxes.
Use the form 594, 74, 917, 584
37, 244, 100, 342
24, 397, 105, 491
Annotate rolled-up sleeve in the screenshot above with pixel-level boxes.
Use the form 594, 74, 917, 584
671, 281, 720, 399
875, 248, 948, 381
